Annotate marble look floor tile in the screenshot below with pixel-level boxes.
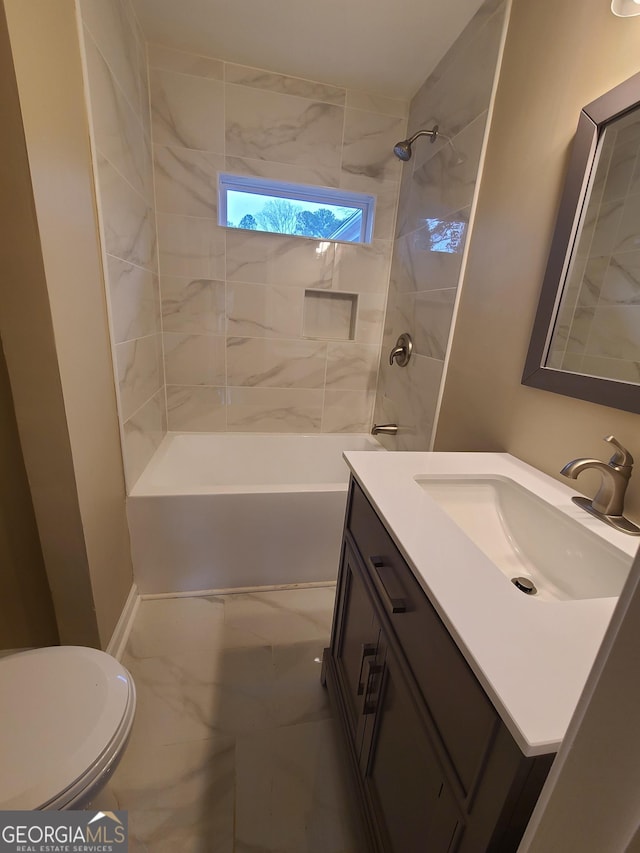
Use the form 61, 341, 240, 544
128, 596, 226, 658
118, 586, 362, 851
271, 640, 332, 729
124, 645, 276, 744
110, 734, 234, 853
235, 719, 361, 853
221, 588, 335, 647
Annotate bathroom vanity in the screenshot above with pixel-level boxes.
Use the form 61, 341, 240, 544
323, 452, 636, 852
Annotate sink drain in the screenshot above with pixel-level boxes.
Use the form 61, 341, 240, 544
511, 576, 537, 595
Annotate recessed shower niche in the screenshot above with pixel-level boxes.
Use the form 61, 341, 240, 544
303, 290, 358, 340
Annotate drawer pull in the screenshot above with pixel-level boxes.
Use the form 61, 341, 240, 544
362, 658, 383, 715
369, 556, 407, 613
357, 643, 377, 695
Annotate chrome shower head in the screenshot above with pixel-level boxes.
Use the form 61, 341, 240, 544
393, 140, 413, 161
392, 126, 439, 161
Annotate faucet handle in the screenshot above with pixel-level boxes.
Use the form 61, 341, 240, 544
605, 435, 634, 469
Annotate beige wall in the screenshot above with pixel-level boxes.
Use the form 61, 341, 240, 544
0, 339, 58, 650
1, 0, 133, 646
435, 0, 640, 524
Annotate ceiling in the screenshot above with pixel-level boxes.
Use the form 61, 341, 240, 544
131, 0, 487, 100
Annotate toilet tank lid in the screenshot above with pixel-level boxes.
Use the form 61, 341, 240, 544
0, 646, 134, 810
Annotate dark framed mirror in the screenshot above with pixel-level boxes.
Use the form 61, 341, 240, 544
522, 71, 640, 414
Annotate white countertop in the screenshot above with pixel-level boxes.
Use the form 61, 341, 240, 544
343, 451, 639, 757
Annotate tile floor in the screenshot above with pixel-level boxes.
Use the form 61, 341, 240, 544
108, 586, 363, 852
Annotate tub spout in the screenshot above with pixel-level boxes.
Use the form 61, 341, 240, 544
372, 423, 398, 436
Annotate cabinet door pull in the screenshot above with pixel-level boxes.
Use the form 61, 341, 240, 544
369, 556, 407, 613
357, 643, 377, 695
362, 658, 383, 715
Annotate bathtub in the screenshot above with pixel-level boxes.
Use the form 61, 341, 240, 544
127, 432, 384, 594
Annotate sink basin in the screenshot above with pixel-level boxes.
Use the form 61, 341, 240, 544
414, 475, 631, 601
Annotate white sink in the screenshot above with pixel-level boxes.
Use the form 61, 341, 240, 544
414, 475, 631, 601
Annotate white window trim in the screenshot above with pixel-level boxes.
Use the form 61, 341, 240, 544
218, 173, 376, 244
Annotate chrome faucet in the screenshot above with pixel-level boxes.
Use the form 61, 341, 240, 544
561, 435, 640, 535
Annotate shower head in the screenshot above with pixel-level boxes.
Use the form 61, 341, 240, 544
392, 126, 439, 161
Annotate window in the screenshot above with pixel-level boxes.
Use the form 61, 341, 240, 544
219, 174, 375, 244
424, 218, 466, 254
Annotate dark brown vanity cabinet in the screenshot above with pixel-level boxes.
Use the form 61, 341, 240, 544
323, 479, 555, 853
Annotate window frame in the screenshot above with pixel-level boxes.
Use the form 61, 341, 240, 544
218, 173, 376, 244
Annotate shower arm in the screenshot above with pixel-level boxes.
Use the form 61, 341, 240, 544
406, 127, 439, 145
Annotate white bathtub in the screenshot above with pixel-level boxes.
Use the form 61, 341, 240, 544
127, 432, 384, 594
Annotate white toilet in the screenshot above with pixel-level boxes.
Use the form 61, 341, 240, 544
0, 645, 136, 810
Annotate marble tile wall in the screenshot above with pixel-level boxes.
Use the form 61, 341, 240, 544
373, 0, 507, 450
149, 44, 408, 433
548, 115, 640, 384
79, 0, 166, 488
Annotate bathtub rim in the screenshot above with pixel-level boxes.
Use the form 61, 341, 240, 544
129, 430, 384, 497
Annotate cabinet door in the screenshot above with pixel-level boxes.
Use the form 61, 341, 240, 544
332, 539, 382, 754
362, 635, 462, 853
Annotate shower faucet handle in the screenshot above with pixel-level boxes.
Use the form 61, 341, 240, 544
389, 333, 413, 367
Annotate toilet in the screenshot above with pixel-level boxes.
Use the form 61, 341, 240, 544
0, 646, 136, 810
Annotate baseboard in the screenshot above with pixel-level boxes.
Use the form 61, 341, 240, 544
139, 579, 336, 600
105, 583, 139, 660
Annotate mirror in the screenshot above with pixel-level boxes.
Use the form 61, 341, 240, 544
522, 71, 640, 414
